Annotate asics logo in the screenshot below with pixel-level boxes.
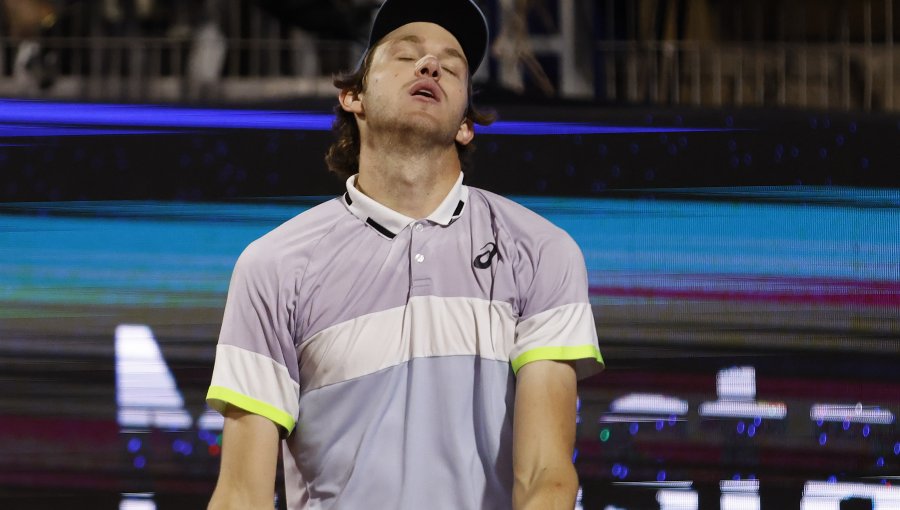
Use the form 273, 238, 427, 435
473, 242, 500, 269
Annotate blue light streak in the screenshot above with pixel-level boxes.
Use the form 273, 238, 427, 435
0, 99, 333, 130
478, 121, 725, 135
0, 123, 174, 137
0, 99, 730, 136
0, 189, 897, 307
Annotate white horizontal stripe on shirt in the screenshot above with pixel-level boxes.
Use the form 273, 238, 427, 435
511, 302, 598, 360
297, 296, 517, 392
209, 344, 300, 420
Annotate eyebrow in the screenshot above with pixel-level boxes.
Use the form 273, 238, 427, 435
394, 35, 467, 65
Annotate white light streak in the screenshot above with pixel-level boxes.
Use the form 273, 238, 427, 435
600, 414, 687, 424
721, 481, 760, 510
720, 493, 760, 510
699, 367, 787, 420
810, 403, 895, 425
120, 493, 156, 510
801, 481, 900, 510
721, 480, 760, 493
717, 367, 757, 400
115, 324, 193, 430
657, 489, 699, 510
198, 407, 226, 431
615, 481, 694, 489
698, 400, 787, 420
610, 394, 689, 415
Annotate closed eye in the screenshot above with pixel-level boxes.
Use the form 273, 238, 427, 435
442, 66, 458, 76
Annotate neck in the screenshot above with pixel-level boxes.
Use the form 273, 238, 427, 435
355, 137, 461, 219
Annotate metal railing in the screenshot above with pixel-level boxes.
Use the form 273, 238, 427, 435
0, 34, 359, 102
1, 35, 898, 112
592, 40, 898, 111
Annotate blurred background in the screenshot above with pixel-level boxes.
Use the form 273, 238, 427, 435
0, 1, 898, 509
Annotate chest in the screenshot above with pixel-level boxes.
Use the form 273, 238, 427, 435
298, 223, 519, 342
293, 224, 520, 393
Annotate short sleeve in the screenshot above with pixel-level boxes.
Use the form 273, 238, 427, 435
509, 230, 604, 379
206, 242, 301, 434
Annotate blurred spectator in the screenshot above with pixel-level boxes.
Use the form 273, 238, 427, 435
3, 0, 58, 94
186, 1, 226, 102
2, 0, 56, 39
492, 0, 556, 95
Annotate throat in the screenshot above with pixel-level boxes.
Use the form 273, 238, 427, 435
355, 151, 461, 220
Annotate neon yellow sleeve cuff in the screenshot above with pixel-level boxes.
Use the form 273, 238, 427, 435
510, 344, 604, 374
206, 385, 296, 434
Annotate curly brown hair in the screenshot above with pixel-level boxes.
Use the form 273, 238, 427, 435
325, 45, 496, 181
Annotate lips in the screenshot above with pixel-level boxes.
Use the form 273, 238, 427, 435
408, 80, 442, 102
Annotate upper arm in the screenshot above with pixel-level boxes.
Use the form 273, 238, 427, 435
512, 359, 579, 487
207, 244, 301, 432
208, 405, 281, 510
509, 229, 603, 379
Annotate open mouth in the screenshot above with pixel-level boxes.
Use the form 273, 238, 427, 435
413, 89, 436, 99
409, 81, 441, 102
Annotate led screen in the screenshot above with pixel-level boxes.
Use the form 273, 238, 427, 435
0, 101, 898, 510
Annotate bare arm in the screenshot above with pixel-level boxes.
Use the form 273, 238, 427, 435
208, 405, 281, 510
512, 359, 580, 510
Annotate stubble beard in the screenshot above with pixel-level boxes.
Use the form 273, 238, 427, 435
365, 97, 462, 156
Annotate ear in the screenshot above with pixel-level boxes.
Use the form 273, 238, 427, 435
339, 88, 364, 115
455, 117, 474, 146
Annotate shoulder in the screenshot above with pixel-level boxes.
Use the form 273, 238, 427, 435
237, 198, 347, 274
466, 187, 579, 253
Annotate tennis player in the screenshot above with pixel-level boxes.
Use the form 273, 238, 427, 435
206, 1, 604, 508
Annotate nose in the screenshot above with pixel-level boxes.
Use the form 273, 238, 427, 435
414, 54, 441, 80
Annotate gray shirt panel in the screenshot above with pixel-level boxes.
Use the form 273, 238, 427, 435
286, 356, 515, 510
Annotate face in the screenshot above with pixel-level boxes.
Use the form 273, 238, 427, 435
340, 22, 474, 148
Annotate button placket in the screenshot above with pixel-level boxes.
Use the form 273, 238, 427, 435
410, 222, 428, 264
413, 223, 425, 264
408, 221, 433, 295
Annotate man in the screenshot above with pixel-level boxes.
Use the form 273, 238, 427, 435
206, 1, 604, 508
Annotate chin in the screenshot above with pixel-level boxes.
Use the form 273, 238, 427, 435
395, 116, 454, 141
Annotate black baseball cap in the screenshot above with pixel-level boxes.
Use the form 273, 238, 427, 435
367, 0, 489, 75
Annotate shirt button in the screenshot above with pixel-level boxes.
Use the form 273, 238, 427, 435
414, 253, 425, 263
414, 223, 424, 232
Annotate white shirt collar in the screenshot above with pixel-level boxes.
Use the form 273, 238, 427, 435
342, 173, 468, 239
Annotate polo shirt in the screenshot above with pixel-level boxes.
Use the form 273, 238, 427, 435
207, 173, 604, 509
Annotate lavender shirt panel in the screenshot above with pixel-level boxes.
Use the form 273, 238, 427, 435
285, 356, 515, 510
297, 217, 414, 341
216, 199, 349, 382
468, 189, 593, 322
295, 189, 592, 341
297, 198, 522, 342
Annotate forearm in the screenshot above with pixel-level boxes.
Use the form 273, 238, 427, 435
512, 463, 579, 510
208, 487, 273, 510
208, 406, 280, 510
512, 360, 580, 510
